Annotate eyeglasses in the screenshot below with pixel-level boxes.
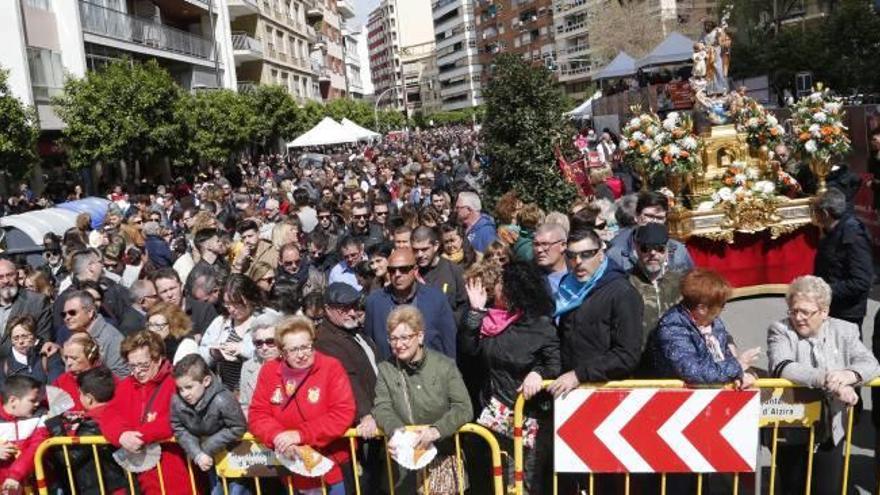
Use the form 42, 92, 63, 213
353, 214, 370, 220
318, 214, 331, 219
564, 248, 601, 261
260, 276, 275, 284
330, 304, 359, 313
281, 259, 299, 267
374, 210, 389, 217
533, 240, 564, 251
388, 265, 414, 274
283, 344, 314, 356
639, 244, 667, 254
43, 251, 60, 259
64, 309, 81, 317
11, 335, 33, 343
128, 361, 153, 372
388, 333, 419, 345
253, 338, 276, 348
147, 322, 169, 330
788, 308, 821, 319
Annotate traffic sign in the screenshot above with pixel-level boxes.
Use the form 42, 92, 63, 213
554, 389, 759, 473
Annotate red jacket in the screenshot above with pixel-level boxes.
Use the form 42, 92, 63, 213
248, 352, 355, 489
0, 407, 49, 484
99, 361, 193, 495
52, 372, 84, 412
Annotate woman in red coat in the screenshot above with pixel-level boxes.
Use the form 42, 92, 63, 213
248, 315, 356, 494
53, 333, 102, 412
98, 331, 193, 495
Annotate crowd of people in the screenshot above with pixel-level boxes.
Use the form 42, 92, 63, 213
0, 123, 876, 495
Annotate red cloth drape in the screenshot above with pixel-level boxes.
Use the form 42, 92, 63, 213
686, 226, 820, 287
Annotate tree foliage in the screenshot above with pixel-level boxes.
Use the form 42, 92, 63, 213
482, 54, 577, 212
246, 85, 303, 151
175, 89, 256, 165
53, 59, 180, 170
0, 68, 39, 181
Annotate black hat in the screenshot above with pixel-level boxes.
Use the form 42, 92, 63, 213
325, 282, 361, 306
634, 223, 669, 246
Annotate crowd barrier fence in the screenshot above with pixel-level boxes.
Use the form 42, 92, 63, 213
33, 423, 505, 495
512, 378, 880, 495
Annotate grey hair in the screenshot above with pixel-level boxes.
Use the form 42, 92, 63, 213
66, 290, 96, 312
815, 188, 847, 220
457, 191, 482, 212
129, 280, 155, 302
142, 221, 161, 237
543, 212, 570, 235
251, 311, 283, 333
786, 275, 832, 311
536, 221, 568, 242
71, 249, 100, 278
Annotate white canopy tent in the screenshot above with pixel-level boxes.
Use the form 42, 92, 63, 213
637, 32, 695, 69
593, 52, 637, 80
340, 118, 381, 140
287, 117, 360, 148
565, 90, 603, 119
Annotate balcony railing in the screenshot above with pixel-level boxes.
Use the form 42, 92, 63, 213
556, 21, 586, 34
565, 44, 589, 55
231, 32, 263, 53
79, 1, 213, 60
432, 0, 459, 11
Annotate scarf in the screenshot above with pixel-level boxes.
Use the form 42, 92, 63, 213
553, 258, 608, 317
686, 309, 725, 362
280, 361, 311, 399
480, 309, 523, 338
443, 249, 464, 264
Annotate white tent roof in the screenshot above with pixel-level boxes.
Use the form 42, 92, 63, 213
341, 118, 381, 140
0, 208, 79, 245
594, 52, 637, 80
637, 32, 695, 69
565, 90, 603, 118
287, 117, 359, 148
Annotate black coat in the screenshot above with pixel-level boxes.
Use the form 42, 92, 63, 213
0, 346, 64, 385
814, 214, 874, 321
2, 290, 52, 356
46, 414, 128, 495
185, 296, 219, 337
557, 266, 644, 382
313, 320, 378, 421
459, 312, 560, 411
421, 257, 468, 319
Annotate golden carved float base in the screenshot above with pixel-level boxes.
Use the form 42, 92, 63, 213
668, 197, 813, 243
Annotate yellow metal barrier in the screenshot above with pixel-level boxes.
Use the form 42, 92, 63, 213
511, 378, 880, 495
33, 424, 505, 495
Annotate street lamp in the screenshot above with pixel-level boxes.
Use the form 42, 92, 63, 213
374, 86, 400, 130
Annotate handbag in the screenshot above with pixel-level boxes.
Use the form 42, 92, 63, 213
476, 396, 539, 448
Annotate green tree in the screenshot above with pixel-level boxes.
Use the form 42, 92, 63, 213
176, 89, 255, 165
53, 59, 180, 172
0, 68, 39, 182
482, 54, 577, 211
300, 100, 326, 131
325, 98, 374, 127
376, 109, 406, 132
246, 85, 302, 153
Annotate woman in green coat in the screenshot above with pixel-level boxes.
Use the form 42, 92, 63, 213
371, 305, 473, 494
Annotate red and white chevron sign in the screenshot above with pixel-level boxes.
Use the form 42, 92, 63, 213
554, 389, 760, 473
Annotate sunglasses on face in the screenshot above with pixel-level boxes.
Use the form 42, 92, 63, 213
639, 244, 667, 254
353, 214, 370, 220
564, 248, 601, 261
388, 265, 414, 274
253, 338, 276, 348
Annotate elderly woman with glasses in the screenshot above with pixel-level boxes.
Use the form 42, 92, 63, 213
767, 275, 880, 493
371, 305, 472, 495
238, 312, 282, 417
248, 316, 356, 495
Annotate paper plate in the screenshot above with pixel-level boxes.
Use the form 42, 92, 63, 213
276, 446, 334, 478
113, 443, 161, 473
46, 386, 75, 419
389, 430, 437, 471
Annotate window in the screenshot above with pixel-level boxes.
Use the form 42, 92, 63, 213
27, 48, 64, 102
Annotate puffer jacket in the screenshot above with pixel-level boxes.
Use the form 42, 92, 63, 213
650, 304, 743, 384
459, 312, 560, 412
170, 373, 247, 460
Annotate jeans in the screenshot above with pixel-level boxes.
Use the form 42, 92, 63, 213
208, 471, 252, 495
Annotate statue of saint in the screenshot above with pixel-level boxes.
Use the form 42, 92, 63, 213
701, 20, 730, 95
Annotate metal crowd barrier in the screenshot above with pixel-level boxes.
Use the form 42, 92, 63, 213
512, 378, 880, 495
33, 423, 504, 495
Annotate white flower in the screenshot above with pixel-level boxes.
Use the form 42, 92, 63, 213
825, 102, 842, 114
668, 144, 681, 157
681, 136, 698, 151
629, 117, 641, 128
753, 181, 775, 195
619, 140, 629, 150
655, 132, 669, 144
651, 150, 661, 161
746, 167, 759, 180
767, 115, 778, 126
716, 187, 734, 202
747, 117, 759, 128
775, 125, 786, 136
643, 139, 655, 150
809, 124, 821, 137
734, 173, 747, 184
667, 112, 680, 122
805, 140, 818, 154
813, 112, 827, 123
809, 92, 823, 102
662, 118, 677, 131
632, 131, 644, 141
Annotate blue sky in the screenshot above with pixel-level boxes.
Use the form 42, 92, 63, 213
352, 0, 380, 31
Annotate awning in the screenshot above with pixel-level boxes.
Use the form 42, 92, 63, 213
56, 197, 111, 230
286, 117, 360, 148
593, 52, 637, 80
637, 32, 695, 69
565, 90, 603, 118
340, 118, 381, 140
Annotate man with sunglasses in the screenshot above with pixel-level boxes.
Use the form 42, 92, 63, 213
62, 290, 128, 377
606, 191, 694, 274
628, 223, 682, 347
348, 202, 384, 250
39, 235, 67, 286
547, 227, 643, 398
363, 248, 456, 360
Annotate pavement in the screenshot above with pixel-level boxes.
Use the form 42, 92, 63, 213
722, 290, 880, 494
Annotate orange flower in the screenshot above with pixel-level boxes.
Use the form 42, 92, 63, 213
770, 127, 779, 136
663, 155, 673, 165
799, 132, 811, 141
821, 126, 833, 136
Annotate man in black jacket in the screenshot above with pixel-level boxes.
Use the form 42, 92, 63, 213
0, 259, 52, 356
548, 227, 644, 398
412, 226, 467, 318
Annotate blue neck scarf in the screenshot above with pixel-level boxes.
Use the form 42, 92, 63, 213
553, 257, 609, 317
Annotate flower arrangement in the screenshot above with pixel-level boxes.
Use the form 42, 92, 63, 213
619, 111, 700, 178
712, 161, 776, 205
774, 168, 801, 198
790, 86, 851, 162
734, 97, 786, 150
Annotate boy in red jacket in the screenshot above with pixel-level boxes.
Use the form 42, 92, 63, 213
0, 376, 49, 494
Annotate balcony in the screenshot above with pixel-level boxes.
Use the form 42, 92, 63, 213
237, 81, 258, 92
336, 0, 355, 18
79, 1, 213, 61
564, 44, 589, 56
305, 0, 323, 22
231, 32, 263, 62
227, 0, 258, 19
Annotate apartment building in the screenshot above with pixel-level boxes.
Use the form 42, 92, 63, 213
552, 0, 596, 101
367, 0, 435, 111
228, 0, 319, 102
343, 28, 365, 98
1, 0, 236, 131
316, 0, 355, 100
432, 0, 482, 111
475, 0, 556, 80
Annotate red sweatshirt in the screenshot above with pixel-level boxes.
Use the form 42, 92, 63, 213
248, 352, 355, 489
99, 362, 193, 495
0, 407, 49, 484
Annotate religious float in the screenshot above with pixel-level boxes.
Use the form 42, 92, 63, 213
591, 8, 852, 288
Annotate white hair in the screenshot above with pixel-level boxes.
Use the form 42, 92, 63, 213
786, 275, 832, 310
457, 191, 482, 212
